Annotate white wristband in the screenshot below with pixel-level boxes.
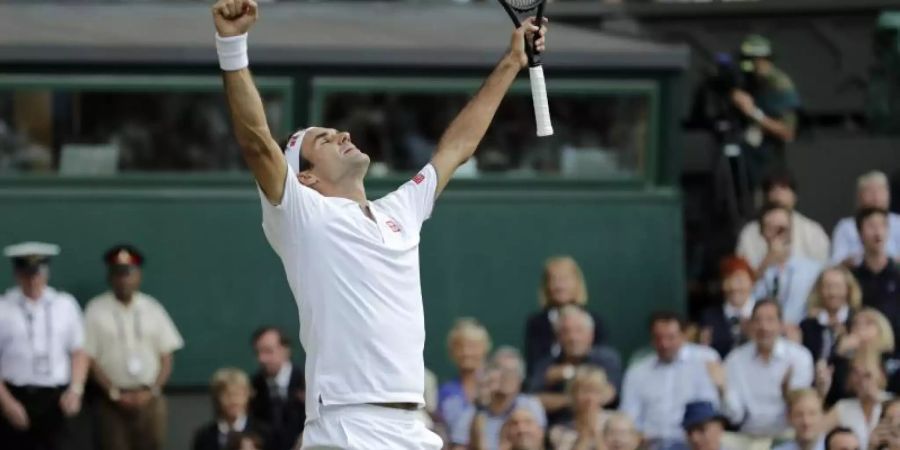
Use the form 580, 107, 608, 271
216, 33, 248, 72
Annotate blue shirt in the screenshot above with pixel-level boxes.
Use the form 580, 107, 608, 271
438, 379, 470, 431
450, 394, 546, 450
754, 255, 823, 325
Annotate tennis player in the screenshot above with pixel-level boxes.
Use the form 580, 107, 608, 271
212, 1, 546, 448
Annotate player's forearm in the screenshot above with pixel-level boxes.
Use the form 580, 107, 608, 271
435, 54, 520, 163
154, 354, 174, 389
70, 350, 89, 388
223, 68, 279, 155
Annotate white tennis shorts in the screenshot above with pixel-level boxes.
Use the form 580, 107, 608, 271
301, 404, 443, 450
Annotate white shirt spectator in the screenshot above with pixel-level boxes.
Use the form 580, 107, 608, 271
450, 394, 546, 450
620, 343, 720, 441
833, 393, 893, 450
772, 436, 825, 450
0, 286, 84, 387
723, 338, 814, 436
738, 211, 830, 268
830, 213, 900, 265
83, 291, 184, 389
259, 164, 437, 421
754, 255, 823, 325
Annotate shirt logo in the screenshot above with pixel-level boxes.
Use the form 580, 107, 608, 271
412, 173, 425, 185
386, 220, 402, 233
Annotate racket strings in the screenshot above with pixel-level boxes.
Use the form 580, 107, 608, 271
501, 0, 542, 13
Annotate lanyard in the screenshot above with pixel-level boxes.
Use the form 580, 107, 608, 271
113, 308, 142, 345
18, 299, 52, 357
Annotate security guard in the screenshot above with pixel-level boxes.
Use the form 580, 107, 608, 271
0, 242, 88, 450
731, 34, 801, 190
84, 244, 184, 450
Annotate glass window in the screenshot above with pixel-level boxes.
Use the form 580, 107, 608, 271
0, 76, 292, 174
312, 78, 657, 179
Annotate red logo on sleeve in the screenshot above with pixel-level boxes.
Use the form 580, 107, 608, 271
386, 220, 402, 233
412, 173, 425, 185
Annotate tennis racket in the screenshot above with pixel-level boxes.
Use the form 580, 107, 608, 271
497, 0, 553, 137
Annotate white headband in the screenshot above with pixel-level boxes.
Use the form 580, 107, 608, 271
284, 128, 308, 173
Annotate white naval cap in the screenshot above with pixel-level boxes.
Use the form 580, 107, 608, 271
3, 241, 61, 258
284, 128, 308, 173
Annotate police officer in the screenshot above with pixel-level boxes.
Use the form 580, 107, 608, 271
731, 34, 801, 189
0, 242, 88, 450
84, 244, 184, 450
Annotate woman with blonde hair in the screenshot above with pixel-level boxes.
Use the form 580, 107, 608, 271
524, 256, 606, 375
822, 308, 897, 406
547, 367, 616, 450
438, 318, 492, 432
192, 368, 271, 450
798, 266, 863, 362
824, 350, 894, 450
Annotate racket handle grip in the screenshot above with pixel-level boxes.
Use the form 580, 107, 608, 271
529, 66, 554, 137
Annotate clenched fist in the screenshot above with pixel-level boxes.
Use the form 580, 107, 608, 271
212, 0, 259, 37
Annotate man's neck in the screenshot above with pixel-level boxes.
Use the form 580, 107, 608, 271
756, 342, 775, 361
115, 292, 134, 305
798, 436, 819, 450
318, 178, 368, 206
22, 287, 43, 301
563, 352, 587, 364
864, 252, 889, 272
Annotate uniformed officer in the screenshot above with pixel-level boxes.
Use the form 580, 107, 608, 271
730, 34, 801, 190
0, 242, 88, 450
84, 244, 184, 450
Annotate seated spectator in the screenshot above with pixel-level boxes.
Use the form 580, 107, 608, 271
525, 256, 607, 375
193, 368, 272, 450
602, 413, 641, 450
682, 401, 727, 450
825, 308, 897, 405
451, 347, 546, 450
799, 266, 862, 362
700, 256, 757, 358
753, 203, 823, 325
496, 407, 547, 450
824, 350, 894, 450
773, 389, 826, 450
721, 300, 815, 440
621, 311, 720, 450
824, 427, 861, 450
547, 367, 616, 450
249, 327, 304, 450
868, 398, 900, 450
737, 170, 830, 268
851, 208, 900, 351
439, 318, 492, 431
831, 171, 900, 266
528, 305, 622, 425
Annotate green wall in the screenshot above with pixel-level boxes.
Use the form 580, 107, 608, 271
0, 176, 683, 386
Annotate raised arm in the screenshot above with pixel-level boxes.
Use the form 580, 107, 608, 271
430, 18, 547, 196
213, 0, 287, 204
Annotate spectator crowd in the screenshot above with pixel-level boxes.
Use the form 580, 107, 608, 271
1, 169, 899, 450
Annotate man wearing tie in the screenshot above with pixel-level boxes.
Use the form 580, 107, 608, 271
0, 242, 88, 450
249, 327, 305, 450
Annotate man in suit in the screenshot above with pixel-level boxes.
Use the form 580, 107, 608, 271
249, 327, 304, 450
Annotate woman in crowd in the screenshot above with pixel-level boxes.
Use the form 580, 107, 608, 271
192, 368, 271, 450
439, 318, 492, 431
525, 256, 606, 375
825, 350, 894, 449
699, 255, 756, 358
799, 266, 862, 362
824, 308, 896, 405
547, 367, 617, 450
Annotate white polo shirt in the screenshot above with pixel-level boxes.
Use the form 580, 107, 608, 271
0, 286, 84, 387
259, 164, 438, 421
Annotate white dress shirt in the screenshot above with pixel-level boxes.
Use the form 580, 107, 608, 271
259, 164, 437, 421
724, 298, 756, 323
620, 343, 721, 440
269, 362, 292, 400
723, 339, 814, 436
754, 255, 823, 324
0, 286, 84, 387
771, 436, 825, 450
830, 213, 900, 265
834, 393, 892, 450
738, 211, 831, 268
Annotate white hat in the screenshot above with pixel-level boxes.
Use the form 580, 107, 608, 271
3, 241, 61, 258
284, 128, 308, 173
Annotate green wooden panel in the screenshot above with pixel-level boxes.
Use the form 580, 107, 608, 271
0, 179, 683, 386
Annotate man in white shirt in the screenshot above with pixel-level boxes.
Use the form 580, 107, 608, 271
621, 312, 720, 450
831, 171, 900, 266
719, 300, 814, 439
737, 170, 830, 269
84, 245, 184, 450
753, 203, 823, 325
211, 0, 548, 447
0, 242, 88, 450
